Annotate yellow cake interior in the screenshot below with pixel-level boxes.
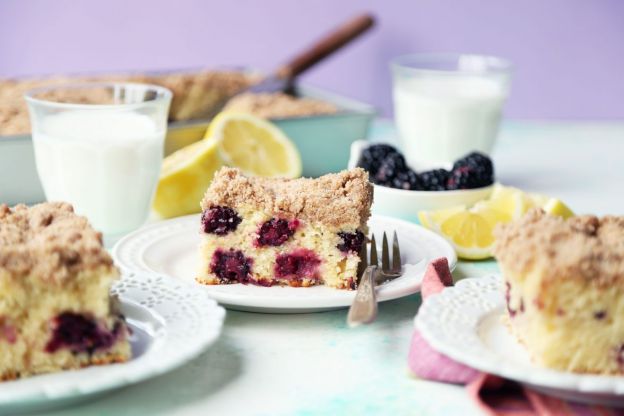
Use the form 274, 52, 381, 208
0, 266, 130, 379
198, 205, 363, 289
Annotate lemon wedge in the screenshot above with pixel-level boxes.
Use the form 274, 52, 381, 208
152, 138, 223, 218
207, 112, 302, 178
543, 198, 575, 219
483, 184, 530, 219
418, 184, 575, 260
432, 206, 510, 260
418, 205, 466, 231
527, 192, 550, 209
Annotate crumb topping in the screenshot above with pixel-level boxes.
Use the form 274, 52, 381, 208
140, 71, 258, 121
224, 92, 338, 119
201, 168, 373, 229
493, 209, 624, 288
0, 202, 114, 282
0, 70, 258, 135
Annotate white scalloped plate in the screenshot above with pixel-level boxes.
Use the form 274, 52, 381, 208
416, 275, 624, 407
0, 270, 226, 414
112, 214, 456, 313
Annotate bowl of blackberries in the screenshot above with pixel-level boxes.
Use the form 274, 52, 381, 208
349, 141, 495, 221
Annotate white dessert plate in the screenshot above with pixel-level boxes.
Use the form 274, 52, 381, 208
112, 214, 457, 313
0, 270, 225, 414
416, 275, 624, 407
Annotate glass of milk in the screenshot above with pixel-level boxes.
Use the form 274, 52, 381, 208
25, 83, 172, 241
391, 53, 511, 169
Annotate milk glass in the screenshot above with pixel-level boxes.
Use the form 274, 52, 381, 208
25, 83, 172, 240
391, 53, 511, 169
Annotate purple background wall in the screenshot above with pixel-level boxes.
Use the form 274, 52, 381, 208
1, 0, 623, 120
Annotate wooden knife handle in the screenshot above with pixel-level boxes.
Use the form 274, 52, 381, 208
275, 13, 375, 80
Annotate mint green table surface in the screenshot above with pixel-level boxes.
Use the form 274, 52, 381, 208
42, 120, 624, 416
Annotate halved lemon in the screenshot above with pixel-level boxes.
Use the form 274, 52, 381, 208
153, 138, 222, 218
207, 112, 302, 178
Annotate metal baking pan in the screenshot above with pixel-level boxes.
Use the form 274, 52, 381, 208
1, 84, 375, 206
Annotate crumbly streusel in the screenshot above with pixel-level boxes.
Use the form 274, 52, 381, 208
493, 208, 624, 288
0, 202, 114, 282
224, 92, 338, 119
201, 167, 373, 229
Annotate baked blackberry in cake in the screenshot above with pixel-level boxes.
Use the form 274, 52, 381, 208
0, 202, 130, 381
493, 209, 624, 374
197, 167, 373, 289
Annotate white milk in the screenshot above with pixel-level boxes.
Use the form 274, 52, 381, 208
32, 110, 164, 235
393, 76, 507, 169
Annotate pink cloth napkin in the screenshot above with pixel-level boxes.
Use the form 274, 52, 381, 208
409, 258, 624, 416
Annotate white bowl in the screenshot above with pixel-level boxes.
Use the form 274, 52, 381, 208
348, 140, 494, 222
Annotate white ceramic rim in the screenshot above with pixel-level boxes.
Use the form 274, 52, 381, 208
112, 214, 457, 311
372, 182, 494, 197
416, 275, 624, 395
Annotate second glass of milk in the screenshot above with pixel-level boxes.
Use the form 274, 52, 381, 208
25, 83, 172, 240
391, 54, 511, 169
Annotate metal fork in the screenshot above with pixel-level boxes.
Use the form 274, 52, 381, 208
347, 231, 402, 327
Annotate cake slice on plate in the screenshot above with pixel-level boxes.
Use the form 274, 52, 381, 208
197, 167, 373, 289
494, 208, 624, 374
0, 202, 131, 380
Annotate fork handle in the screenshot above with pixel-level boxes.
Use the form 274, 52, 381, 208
347, 266, 378, 327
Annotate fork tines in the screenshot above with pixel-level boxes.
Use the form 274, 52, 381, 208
357, 231, 402, 285
392, 231, 401, 273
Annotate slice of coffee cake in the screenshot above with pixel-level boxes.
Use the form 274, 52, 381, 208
494, 209, 624, 374
197, 167, 373, 289
0, 202, 130, 380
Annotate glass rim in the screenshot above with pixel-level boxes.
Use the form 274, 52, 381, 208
24, 82, 173, 110
391, 52, 513, 76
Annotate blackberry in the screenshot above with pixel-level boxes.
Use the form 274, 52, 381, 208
392, 169, 423, 190
274, 249, 321, 280
356, 144, 399, 176
210, 249, 253, 284
446, 167, 493, 189
257, 218, 298, 247
373, 153, 407, 185
452, 152, 494, 176
201, 206, 242, 235
337, 231, 365, 253
419, 169, 450, 191
447, 152, 494, 190
45, 313, 117, 354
